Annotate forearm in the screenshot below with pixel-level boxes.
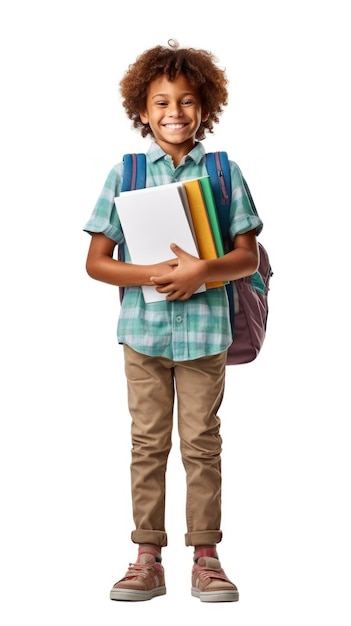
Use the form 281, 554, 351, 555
85, 233, 162, 288
203, 246, 259, 284
86, 255, 156, 288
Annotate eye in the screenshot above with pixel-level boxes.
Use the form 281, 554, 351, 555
155, 100, 168, 107
181, 99, 193, 106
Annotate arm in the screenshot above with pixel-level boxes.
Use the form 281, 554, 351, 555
150, 229, 259, 301
85, 232, 178, 288
203, 229, 259, 282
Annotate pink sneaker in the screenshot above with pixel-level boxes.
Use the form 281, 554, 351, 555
192, 556, 239, 602
110, 554, 166, 602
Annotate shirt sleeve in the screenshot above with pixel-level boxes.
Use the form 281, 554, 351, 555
229, 161, 264, 240
83, 163, 124, 243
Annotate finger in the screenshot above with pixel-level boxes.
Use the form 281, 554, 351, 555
150, 276, 170, 286
169, 243, 184, 255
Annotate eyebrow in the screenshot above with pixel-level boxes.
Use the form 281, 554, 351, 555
150, 92, 196, 100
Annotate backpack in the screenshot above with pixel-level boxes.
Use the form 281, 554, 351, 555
119, 151, 273, 365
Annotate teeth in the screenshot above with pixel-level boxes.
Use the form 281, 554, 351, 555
165, 124, 184, 129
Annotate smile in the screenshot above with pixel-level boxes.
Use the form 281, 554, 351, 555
163, 123, 187, 129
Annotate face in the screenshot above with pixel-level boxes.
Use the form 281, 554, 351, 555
140, 74, 209, 158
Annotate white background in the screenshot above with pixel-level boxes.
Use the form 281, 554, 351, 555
1, 1, 350, 624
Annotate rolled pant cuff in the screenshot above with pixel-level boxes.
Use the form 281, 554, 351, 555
185, 530, 222, 546
131, 530, 168, 547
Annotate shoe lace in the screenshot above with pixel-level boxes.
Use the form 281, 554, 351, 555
197, 565, 228, 583
124, 562, 155, 581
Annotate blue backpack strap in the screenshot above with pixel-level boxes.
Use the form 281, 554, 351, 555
205, 151, 232, 238
122, 153, 146, 191
118, 154, 147, 301
206, 151, 235, 338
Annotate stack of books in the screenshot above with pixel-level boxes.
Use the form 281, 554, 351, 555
115, 176, 226, 303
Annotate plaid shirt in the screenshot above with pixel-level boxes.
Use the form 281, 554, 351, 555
84, 142, 263, 361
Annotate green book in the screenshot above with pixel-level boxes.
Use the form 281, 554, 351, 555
199, 176, 226, 257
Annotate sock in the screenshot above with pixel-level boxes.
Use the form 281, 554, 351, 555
137, 543, 162, 563
194, 545, 218, 563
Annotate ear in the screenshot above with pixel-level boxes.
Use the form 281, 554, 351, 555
201, 109, 210, 122
140, 110, 149, 124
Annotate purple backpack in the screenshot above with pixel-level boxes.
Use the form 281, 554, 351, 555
120, 152, 273, 365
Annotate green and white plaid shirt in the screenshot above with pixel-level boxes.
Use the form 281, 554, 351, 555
84, 141, 263, 361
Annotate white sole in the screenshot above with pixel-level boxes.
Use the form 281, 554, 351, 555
110, 586, 166, 602
191, 587, 239, 602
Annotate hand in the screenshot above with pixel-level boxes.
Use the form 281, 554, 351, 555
150, 243, 206, 301
148, 257, 179, 276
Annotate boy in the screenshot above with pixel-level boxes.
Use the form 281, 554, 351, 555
84, 40, 263, 602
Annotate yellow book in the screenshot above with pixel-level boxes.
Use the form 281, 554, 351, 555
182, 178, 224, 289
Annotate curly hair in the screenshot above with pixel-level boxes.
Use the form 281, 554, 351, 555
119, 39, 229, 141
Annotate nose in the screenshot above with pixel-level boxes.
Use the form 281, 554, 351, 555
168, 103, 183, 117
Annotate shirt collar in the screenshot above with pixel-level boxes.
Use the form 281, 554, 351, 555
146, 141, 206, 166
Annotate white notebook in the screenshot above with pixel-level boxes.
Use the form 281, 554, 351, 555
115, 182, 206, 303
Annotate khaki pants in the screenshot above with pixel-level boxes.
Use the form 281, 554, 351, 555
123, 344, 227, 548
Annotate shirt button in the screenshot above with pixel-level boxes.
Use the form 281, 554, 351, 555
176, 315, 183, 323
